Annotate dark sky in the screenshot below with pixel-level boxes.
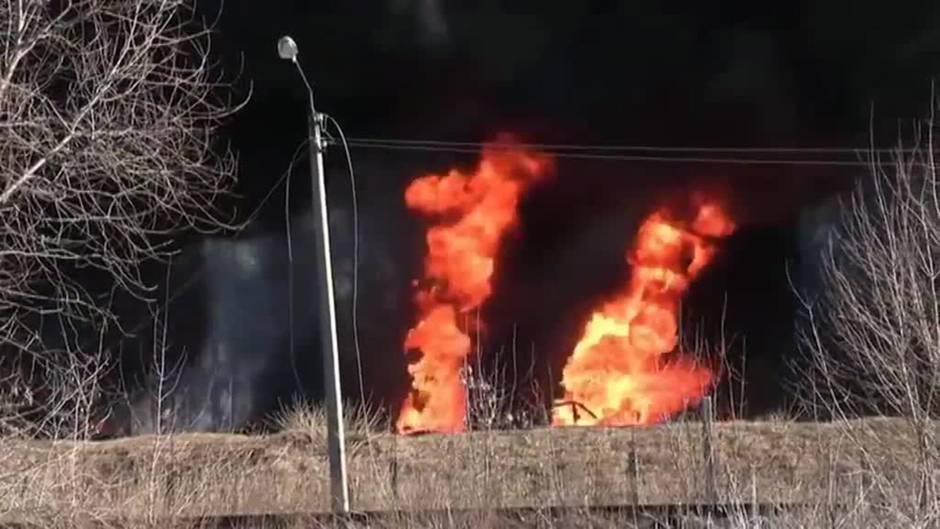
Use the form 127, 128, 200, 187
209, 3, 940, 150
107, 1, 940, 430
192, 0, 940, 230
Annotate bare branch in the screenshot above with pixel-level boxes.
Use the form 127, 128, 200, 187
0, 0, 242, 435
796, 108, 940, 518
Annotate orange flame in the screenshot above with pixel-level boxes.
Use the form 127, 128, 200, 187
553, 199, 735, 426
397, 137, 552, 434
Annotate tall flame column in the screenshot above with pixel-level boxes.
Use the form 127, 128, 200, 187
554, 200, 735, 426
397, 139, 552, 434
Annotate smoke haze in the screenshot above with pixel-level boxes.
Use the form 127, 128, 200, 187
87, 1, 940, 432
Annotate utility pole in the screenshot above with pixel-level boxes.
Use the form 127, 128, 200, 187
277, 35, 350, 513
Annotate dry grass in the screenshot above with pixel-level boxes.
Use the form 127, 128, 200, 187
0, 408, 938, 528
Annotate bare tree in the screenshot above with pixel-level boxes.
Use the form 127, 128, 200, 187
796, 111, 940, 522
0, 0, 241, 435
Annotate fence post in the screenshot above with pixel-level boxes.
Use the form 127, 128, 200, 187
701, 395, 716, 504
750, 466, 758, 526
629, 428, 640, 527
630, 429, 640, 508
391, 437, 400, 503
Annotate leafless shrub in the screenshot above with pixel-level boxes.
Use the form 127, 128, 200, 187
273, 398, 390, 445
678, 303, 752, 421
795, 111, 940, 523
464, 345, 546, 431
0, 0, 242, 434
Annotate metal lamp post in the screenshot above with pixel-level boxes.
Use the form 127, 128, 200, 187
277, 35, 349, 513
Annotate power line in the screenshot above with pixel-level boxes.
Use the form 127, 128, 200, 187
340, 141, 896, 167
324, 113, 367, 407
116, 131, 899, 346
343, 137, 920, 154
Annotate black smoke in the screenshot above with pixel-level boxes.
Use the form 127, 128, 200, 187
94, 1, 940, 432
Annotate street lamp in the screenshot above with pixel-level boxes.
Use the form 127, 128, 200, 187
277, 35, 349, 513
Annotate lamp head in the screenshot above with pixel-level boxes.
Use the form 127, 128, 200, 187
277, 36, 298, 61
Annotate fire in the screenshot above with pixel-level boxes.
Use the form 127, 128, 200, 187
397, 137, 552, 434
553, 199, 735, 426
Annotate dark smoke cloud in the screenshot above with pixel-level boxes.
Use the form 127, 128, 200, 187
93, 2, 940, 431
112, 159, 414, 433
111, 226, 316, 433
389, 0, 449, 47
